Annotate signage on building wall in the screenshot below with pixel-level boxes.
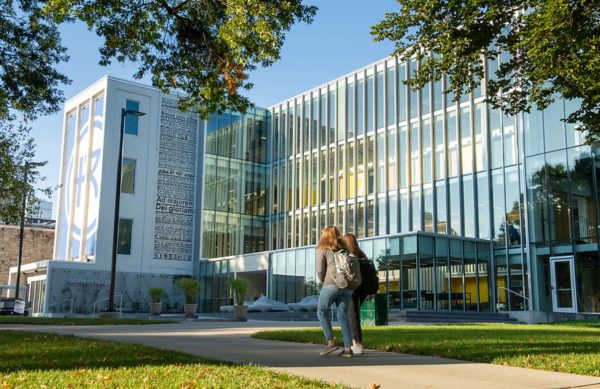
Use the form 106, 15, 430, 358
58, 97, 105, 261
153, 97, 197, 261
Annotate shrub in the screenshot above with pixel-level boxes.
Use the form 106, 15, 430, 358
175, 277, 200, 304
149, 287, 165, 304
228, 278, 249, 306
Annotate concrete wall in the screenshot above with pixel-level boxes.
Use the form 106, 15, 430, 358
0, 225, 54, 285
45, 261, 190, 314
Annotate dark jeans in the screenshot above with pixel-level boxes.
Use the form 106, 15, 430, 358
348, 291, 367, 343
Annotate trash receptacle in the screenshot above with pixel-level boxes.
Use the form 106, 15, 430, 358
360, 294, 388, 326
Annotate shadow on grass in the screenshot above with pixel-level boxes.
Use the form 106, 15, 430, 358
0, 330, 231, 373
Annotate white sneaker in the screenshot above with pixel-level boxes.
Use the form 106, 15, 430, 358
351, 344, 364, 355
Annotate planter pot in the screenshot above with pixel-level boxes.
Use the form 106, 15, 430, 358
149, 302, 162, 316
234, 305, 248, 321
183, 303, 198, 318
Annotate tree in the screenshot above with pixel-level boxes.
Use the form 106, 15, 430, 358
0, 118, 47, 224
46, 0, 317, 118
0, 0, 70, 121
372, 0, 600, 142
1, 0, 316, 220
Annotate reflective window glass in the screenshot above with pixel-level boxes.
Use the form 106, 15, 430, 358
409, 59, 419, 119
411, 187, 421, 231
543, 101, 566, 152
490, 108, 503, 168
124, 100, 139, 135
117, 218, 133, 255
376, 68, 384, 129
449, 178, 461, 235
474, 103, 487, 171
423, 118, 432, 183
477, 172, 491, 239
436, 181, 447, 234
377, 132, 386, 193
504, 166, 522, 246
357, 77, 364, 135
463, 174, 475, 237
400, 125, 409, 188
398, 63, 407, 123
461, 107, 472, 174
447, 111, 458, 177
424, 186, 433, 232
434, 115, 445, 180
367, 74, 374, 132
386, 65, 395, 125
347, 81, 355, 137
546, 150, 571, 241
388, 130, 397, 190
411, 122, 420, 185
568, 147, 597, 242
121, 158, 136, 194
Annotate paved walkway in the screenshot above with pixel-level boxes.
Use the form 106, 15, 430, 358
3, 321, 600, 389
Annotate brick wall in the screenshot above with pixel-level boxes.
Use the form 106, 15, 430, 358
0, 225, 54, 285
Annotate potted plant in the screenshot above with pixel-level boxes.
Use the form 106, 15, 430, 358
176, 277, 200, 318
228, 277, 249, 321
148, 287, 164, 316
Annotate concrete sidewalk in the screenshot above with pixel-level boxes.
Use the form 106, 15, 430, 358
3, 321, 600, 389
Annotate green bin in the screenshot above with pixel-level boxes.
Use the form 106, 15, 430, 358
360, 294, 388, 326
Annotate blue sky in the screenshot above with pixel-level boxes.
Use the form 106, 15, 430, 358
30, 0, 398, 211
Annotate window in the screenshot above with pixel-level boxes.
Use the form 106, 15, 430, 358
124, 100, 140, 135
121, 158, 136, 194
117, 218, 133, 255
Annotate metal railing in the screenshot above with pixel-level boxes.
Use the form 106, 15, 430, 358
92, 295, 123, 316
497, 287, 529, 311
48, 298, 74, 316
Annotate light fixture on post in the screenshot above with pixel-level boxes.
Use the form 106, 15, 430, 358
14, 161, 44, 311
107, 108, 145, 313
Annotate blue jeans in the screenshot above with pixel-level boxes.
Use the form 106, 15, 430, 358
317, 284, 353, 347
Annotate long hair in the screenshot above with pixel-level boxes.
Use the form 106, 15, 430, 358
317, 226, 341, 250
341, 233, 368, 259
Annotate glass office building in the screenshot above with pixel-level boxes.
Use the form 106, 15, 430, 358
199, 56, 600, 317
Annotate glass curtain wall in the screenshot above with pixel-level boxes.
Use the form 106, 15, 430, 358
266, 234, 491, 311
201, 109, 269, 259
200, 52, 599, 315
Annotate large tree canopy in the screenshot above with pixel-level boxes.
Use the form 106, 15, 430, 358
0, 0, 316, 221
0, 0, 70, 121
372, 0, 600, 142
47, 0, 317, 118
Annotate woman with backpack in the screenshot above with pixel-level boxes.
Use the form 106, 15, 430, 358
341, 233, 379, 355
316, 226, 354, 358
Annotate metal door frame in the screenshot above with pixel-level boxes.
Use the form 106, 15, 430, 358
550, 255, 577, 313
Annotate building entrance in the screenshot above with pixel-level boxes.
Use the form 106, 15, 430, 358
550, 256, 577, 313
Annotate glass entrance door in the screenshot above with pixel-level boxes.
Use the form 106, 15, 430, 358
550, 256, 577, 313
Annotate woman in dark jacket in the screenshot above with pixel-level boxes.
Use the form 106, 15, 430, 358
316, 226, 354, 357
341, 233, 371, 355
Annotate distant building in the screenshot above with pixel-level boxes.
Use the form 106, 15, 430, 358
11, 53, 600, 321
28, 200, 53, 220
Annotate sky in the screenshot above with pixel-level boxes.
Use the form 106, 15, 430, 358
29, 0, 398, 213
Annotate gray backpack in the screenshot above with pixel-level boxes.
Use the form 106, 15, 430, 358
332, 250, 362, 290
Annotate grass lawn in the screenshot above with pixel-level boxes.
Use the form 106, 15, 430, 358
253, 321, 600, 377
0, 330, 347, 388
0, 316, 177, 325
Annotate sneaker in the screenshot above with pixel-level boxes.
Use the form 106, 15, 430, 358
320, 345, 340, 356
339, 349, 353, 358
351, 344, 364, 355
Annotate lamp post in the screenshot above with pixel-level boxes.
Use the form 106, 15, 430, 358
15, 161, 44, 304
107, 108, 145, 312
